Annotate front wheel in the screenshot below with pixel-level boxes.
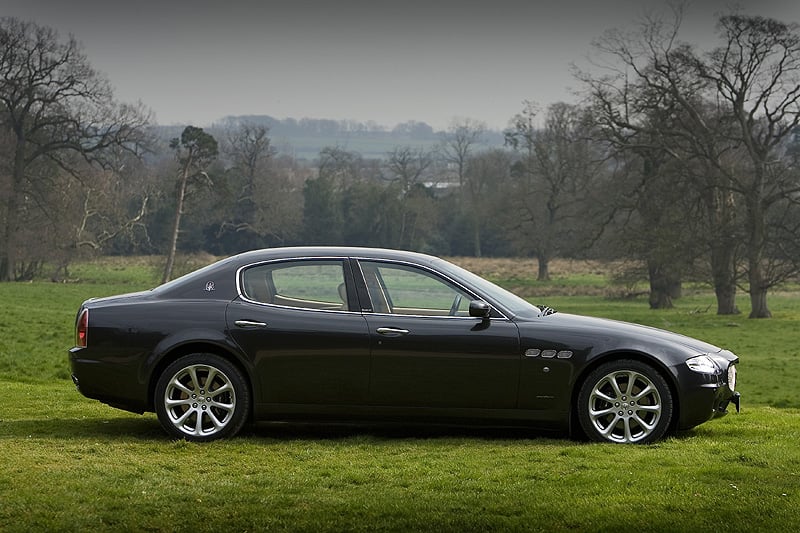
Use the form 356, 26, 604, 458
577, 359, 673, 444
155, 353, 250, 442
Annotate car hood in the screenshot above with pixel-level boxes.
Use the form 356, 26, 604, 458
517, 312, 722, 355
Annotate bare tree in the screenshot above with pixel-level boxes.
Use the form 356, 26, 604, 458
442, 118, 487, 255
462, 148, 514, 257
578, 6, 744, 314
162, 126, 218, 283
0, 18, 150, 281
442, 118, 487, 187
384, 146, 436, 249
219, 121, 302, 247
506, 102, 600, 280
582, 8, 800, 317
697, 15, 800, 317
318, 145, 364, 187
54, 150, 153, 279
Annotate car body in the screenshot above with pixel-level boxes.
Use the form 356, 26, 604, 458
69, 246, 740, 443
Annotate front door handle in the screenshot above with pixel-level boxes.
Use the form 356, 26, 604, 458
376, 327, 410, 337
235, 320, 268, 329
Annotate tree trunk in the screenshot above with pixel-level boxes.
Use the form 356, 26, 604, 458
162, 164, 190, 284
537, 255, 550, 281
473, 220, 482, 257
667, 279, 682, 299
747, 228, 771, 318
710, 241, 740, 315
745, 194, 771, 318
647, 260, 675, 309
749, 283, 771, 319
2, 191, 18, 281
2, 140, 27, 282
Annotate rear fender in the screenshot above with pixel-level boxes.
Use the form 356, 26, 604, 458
143, 329, 251, 383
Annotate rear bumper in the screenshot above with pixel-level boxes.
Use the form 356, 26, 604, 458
69, 347, 147, 414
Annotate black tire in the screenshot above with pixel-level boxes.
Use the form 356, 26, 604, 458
155, 353, 250, 442
577, 359, 673, 444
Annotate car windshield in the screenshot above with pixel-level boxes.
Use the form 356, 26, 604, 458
432, 259, 542, 319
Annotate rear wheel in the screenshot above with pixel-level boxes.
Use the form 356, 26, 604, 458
577, 359, 673, 444
155, 353, 249, 441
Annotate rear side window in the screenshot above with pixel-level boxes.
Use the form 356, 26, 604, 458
241, 260, 349, 311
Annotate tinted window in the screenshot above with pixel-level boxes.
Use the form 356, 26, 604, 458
241, 260, 348, 311
432, 258, 540, 318
358, 261, 471, 316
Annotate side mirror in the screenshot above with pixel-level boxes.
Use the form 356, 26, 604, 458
469, 300, 492, 318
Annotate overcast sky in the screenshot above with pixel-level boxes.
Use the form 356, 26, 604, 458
4, 0, 799, 130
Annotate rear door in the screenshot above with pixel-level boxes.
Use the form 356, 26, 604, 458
227, 258, 371, 405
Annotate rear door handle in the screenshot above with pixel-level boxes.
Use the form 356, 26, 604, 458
235, 320, 268, 329
376, 327, 410, 337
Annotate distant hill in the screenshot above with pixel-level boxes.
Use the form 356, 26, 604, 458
155, 115, 506, 161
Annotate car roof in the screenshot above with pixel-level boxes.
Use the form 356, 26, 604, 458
154, 247, 445, 299
229, 246, 442, 267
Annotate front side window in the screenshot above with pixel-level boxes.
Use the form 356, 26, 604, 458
241, 260, 348, 311
358, 261, 472, 316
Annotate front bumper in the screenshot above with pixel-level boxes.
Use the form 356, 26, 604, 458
678, 354, 740, 430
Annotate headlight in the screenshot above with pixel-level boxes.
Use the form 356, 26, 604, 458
727, 364, 737, 392
686, 355, 721, 374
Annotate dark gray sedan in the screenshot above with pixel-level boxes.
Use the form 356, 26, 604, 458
70, 247, 740, 443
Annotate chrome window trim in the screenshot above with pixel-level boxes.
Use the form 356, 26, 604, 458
236, 298, 362, 316
352, 256, 512, 321
235, 256, 362, 315
234, 255, 514, 321
361, 310, 510, 322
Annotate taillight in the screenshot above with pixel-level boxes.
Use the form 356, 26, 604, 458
76, 308, 89, 348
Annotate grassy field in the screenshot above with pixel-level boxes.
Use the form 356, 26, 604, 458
2, 256, 799, 531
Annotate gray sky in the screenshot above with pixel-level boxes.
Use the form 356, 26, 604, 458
4, 0, 799, 130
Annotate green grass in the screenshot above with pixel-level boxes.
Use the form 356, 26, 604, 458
3, 257, 800, 531
1, 381, 799, 531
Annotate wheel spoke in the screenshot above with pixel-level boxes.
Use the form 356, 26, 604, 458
633, 413, 656, 431
598, 414, 622, 437
627, 371, 644, 396
193, 410, 206, 434
631, 383, 654, 401
206, 409, 226, 429
623, 418, 635, 442
589, 405, 616, 417
209, 398, 234, 411
211, 382, 232, 396
204, 367, 219, 389
165, 397, 193, 408
172, 407, 194, 426
170, 378, 193, 396
607, 375, 624, 398
591, 389, 616, 403
186, 366, 201, 390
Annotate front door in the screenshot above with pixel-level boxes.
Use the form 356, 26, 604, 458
357, 260, 521, 409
